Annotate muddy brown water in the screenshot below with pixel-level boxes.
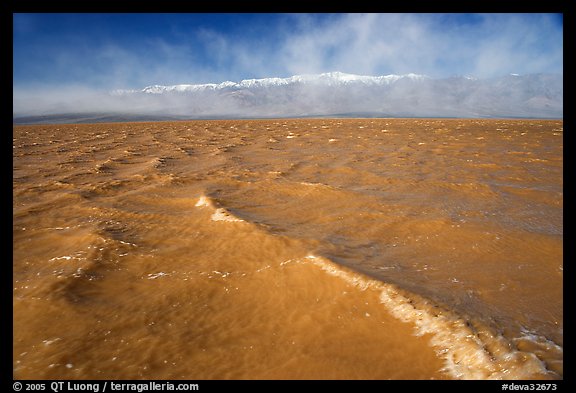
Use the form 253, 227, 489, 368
13, 118, 562, 379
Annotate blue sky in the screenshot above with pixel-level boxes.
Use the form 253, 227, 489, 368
14, 13, 563, 92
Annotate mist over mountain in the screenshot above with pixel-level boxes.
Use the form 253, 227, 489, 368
13, 72, 562, 123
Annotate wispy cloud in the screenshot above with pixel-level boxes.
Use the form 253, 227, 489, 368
188, 13, 562, 79
276, 13, 562, 78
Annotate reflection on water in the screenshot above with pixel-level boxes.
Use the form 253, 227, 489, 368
13, 119, 562, 379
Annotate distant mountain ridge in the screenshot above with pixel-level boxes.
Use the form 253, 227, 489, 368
111, 72, 563, 119
112, 72, 429, 95
14, 72, 562, 123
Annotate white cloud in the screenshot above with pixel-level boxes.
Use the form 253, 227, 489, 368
273, 13, 562, 78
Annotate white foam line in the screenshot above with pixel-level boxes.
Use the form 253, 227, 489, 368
191, 197, 559, 379
303, 254, 552, 380
195, 195, 245, 223
211, 208, 245, 223
195, 195, 212, 208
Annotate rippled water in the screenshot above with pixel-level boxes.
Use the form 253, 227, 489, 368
13, 118, 563, 379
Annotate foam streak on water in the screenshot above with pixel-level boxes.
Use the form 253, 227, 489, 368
13, 119, 562, 379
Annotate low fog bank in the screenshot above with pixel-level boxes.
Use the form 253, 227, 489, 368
13, 73, 562, 123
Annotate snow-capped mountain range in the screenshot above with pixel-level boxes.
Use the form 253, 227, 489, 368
108, 71, 562, 119
13, 72, 562, 123
113, 72, 429, 95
